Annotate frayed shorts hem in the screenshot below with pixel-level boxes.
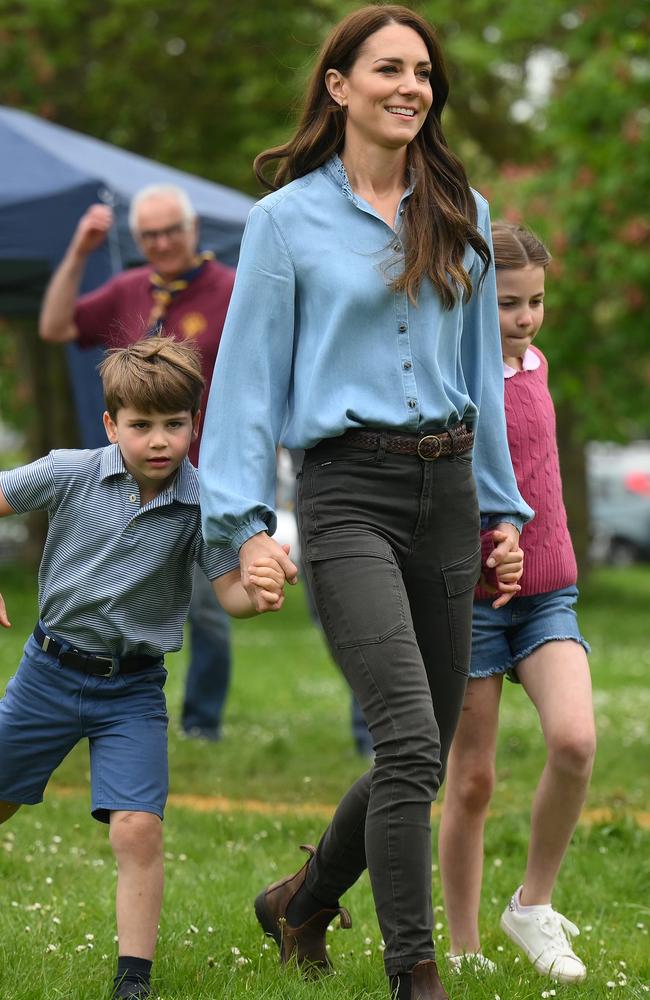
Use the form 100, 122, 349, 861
469, 586, 589, 682
471, 635, 591, 683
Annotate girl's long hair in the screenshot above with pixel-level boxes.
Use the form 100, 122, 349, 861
254, 4, 490, 308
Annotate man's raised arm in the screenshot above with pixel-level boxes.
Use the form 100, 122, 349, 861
39, 204, 114, 343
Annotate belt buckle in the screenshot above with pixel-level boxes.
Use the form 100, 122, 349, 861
94, 656, 117, 678
417, 434, 442, 461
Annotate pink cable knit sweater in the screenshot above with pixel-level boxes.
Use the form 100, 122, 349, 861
477, 345, 577, 600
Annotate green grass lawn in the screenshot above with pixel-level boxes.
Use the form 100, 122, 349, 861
0, 564, 648, 998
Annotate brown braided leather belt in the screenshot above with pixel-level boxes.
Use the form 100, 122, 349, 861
343, 423, 474, 461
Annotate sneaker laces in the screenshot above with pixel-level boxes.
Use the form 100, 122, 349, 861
538, 910, 580, 955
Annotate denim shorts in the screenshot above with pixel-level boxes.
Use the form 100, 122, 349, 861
470, 585, 590, 682
0, 633, 169, 823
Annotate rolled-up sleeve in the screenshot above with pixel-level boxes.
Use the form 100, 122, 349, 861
461, 200, 533, 532
199, 205, 296, 550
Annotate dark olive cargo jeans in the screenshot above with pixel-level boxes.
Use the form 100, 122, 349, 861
297, 432, 481, 975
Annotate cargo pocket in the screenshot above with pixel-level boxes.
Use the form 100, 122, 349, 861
304, 529, 407, 650
442, 546, 482, 674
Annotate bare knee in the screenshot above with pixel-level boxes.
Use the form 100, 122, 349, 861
0, 801, 21, 825
109, 811, 162, 866
547, 729, 596, 779
448, 762, 495, 815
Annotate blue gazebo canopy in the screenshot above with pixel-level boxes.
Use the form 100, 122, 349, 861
0, 105, 254, 273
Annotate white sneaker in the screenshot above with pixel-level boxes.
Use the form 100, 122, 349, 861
500, 886, 587, 983
448, 951, 497, 974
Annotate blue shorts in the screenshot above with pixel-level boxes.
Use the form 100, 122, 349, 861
470, 585, 590, 682
0, 633, 169, 823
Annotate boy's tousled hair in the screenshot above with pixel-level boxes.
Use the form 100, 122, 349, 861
99, 336, 204, 419
491, 221, 552, 271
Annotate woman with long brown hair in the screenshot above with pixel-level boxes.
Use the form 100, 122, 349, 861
200, 6, 532, 998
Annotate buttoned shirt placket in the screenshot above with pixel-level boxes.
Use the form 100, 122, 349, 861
333, 159, 420, 431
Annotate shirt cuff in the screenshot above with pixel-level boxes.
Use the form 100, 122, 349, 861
482, 514, 525, 534
231, 518, 271, 551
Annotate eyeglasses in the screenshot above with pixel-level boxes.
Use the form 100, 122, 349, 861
138, 222, 191, 245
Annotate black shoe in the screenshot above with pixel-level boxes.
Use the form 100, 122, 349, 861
112, 977, 151, 999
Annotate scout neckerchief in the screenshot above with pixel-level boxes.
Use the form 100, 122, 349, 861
146, 250, 215, 335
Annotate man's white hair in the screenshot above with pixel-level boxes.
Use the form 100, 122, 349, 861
129, 184, 197, 234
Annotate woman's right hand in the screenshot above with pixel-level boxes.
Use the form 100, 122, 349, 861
239, 532, 298, 612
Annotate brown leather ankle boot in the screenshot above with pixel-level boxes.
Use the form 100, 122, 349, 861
409, 960, 449, 999
254, 844, 352, 975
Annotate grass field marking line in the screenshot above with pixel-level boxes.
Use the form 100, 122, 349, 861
46, 785, 650, 828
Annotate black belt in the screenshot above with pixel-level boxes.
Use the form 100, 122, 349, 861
343, 423, 473, 461
33, 624, 160, 678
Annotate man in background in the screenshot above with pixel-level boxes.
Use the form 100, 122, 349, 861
39, 184, 235, 741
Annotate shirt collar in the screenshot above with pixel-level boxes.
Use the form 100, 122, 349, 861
100, 443, 127, 480
99, 445, 199, 505
503, 347, 541, 379
322, 153, 416, 205
170, 458, 200, 505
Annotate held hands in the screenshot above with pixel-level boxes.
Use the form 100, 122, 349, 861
240, 532, 299, 613
0, 592, 10, 629
482, 524, 523, 609
72, 204, 114, 258
247, 554, 289, 613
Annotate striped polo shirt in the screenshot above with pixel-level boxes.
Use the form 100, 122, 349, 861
0, 444, 239, 657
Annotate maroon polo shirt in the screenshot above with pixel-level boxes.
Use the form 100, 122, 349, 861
74, 260, 235, 464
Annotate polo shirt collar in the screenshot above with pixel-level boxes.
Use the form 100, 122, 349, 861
100, 443, 127, 480
171, 458, 200, 505
99, 445, 199, 505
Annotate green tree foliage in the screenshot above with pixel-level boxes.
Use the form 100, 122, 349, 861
1, 1, 649, 562
0, 0, 348, 195
464, 1, 650, 443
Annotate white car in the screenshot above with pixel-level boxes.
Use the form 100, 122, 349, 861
587, 441, 650, 565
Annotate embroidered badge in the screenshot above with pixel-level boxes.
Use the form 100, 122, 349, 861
181, 312, 208, 339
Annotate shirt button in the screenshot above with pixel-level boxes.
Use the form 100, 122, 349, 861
393, 242, 402, 252
408, 399, 417, 409
129, 494, 138, 503
403, 360, 412, 370
398, 322, 408, 333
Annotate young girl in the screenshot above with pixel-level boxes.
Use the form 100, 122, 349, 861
199, 8, 532, 998
439, 222, 596, 984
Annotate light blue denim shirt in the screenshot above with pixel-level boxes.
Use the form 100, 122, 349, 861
200, 154, 533, 550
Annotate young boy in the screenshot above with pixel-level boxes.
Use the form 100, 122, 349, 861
0, 336, 287, 999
